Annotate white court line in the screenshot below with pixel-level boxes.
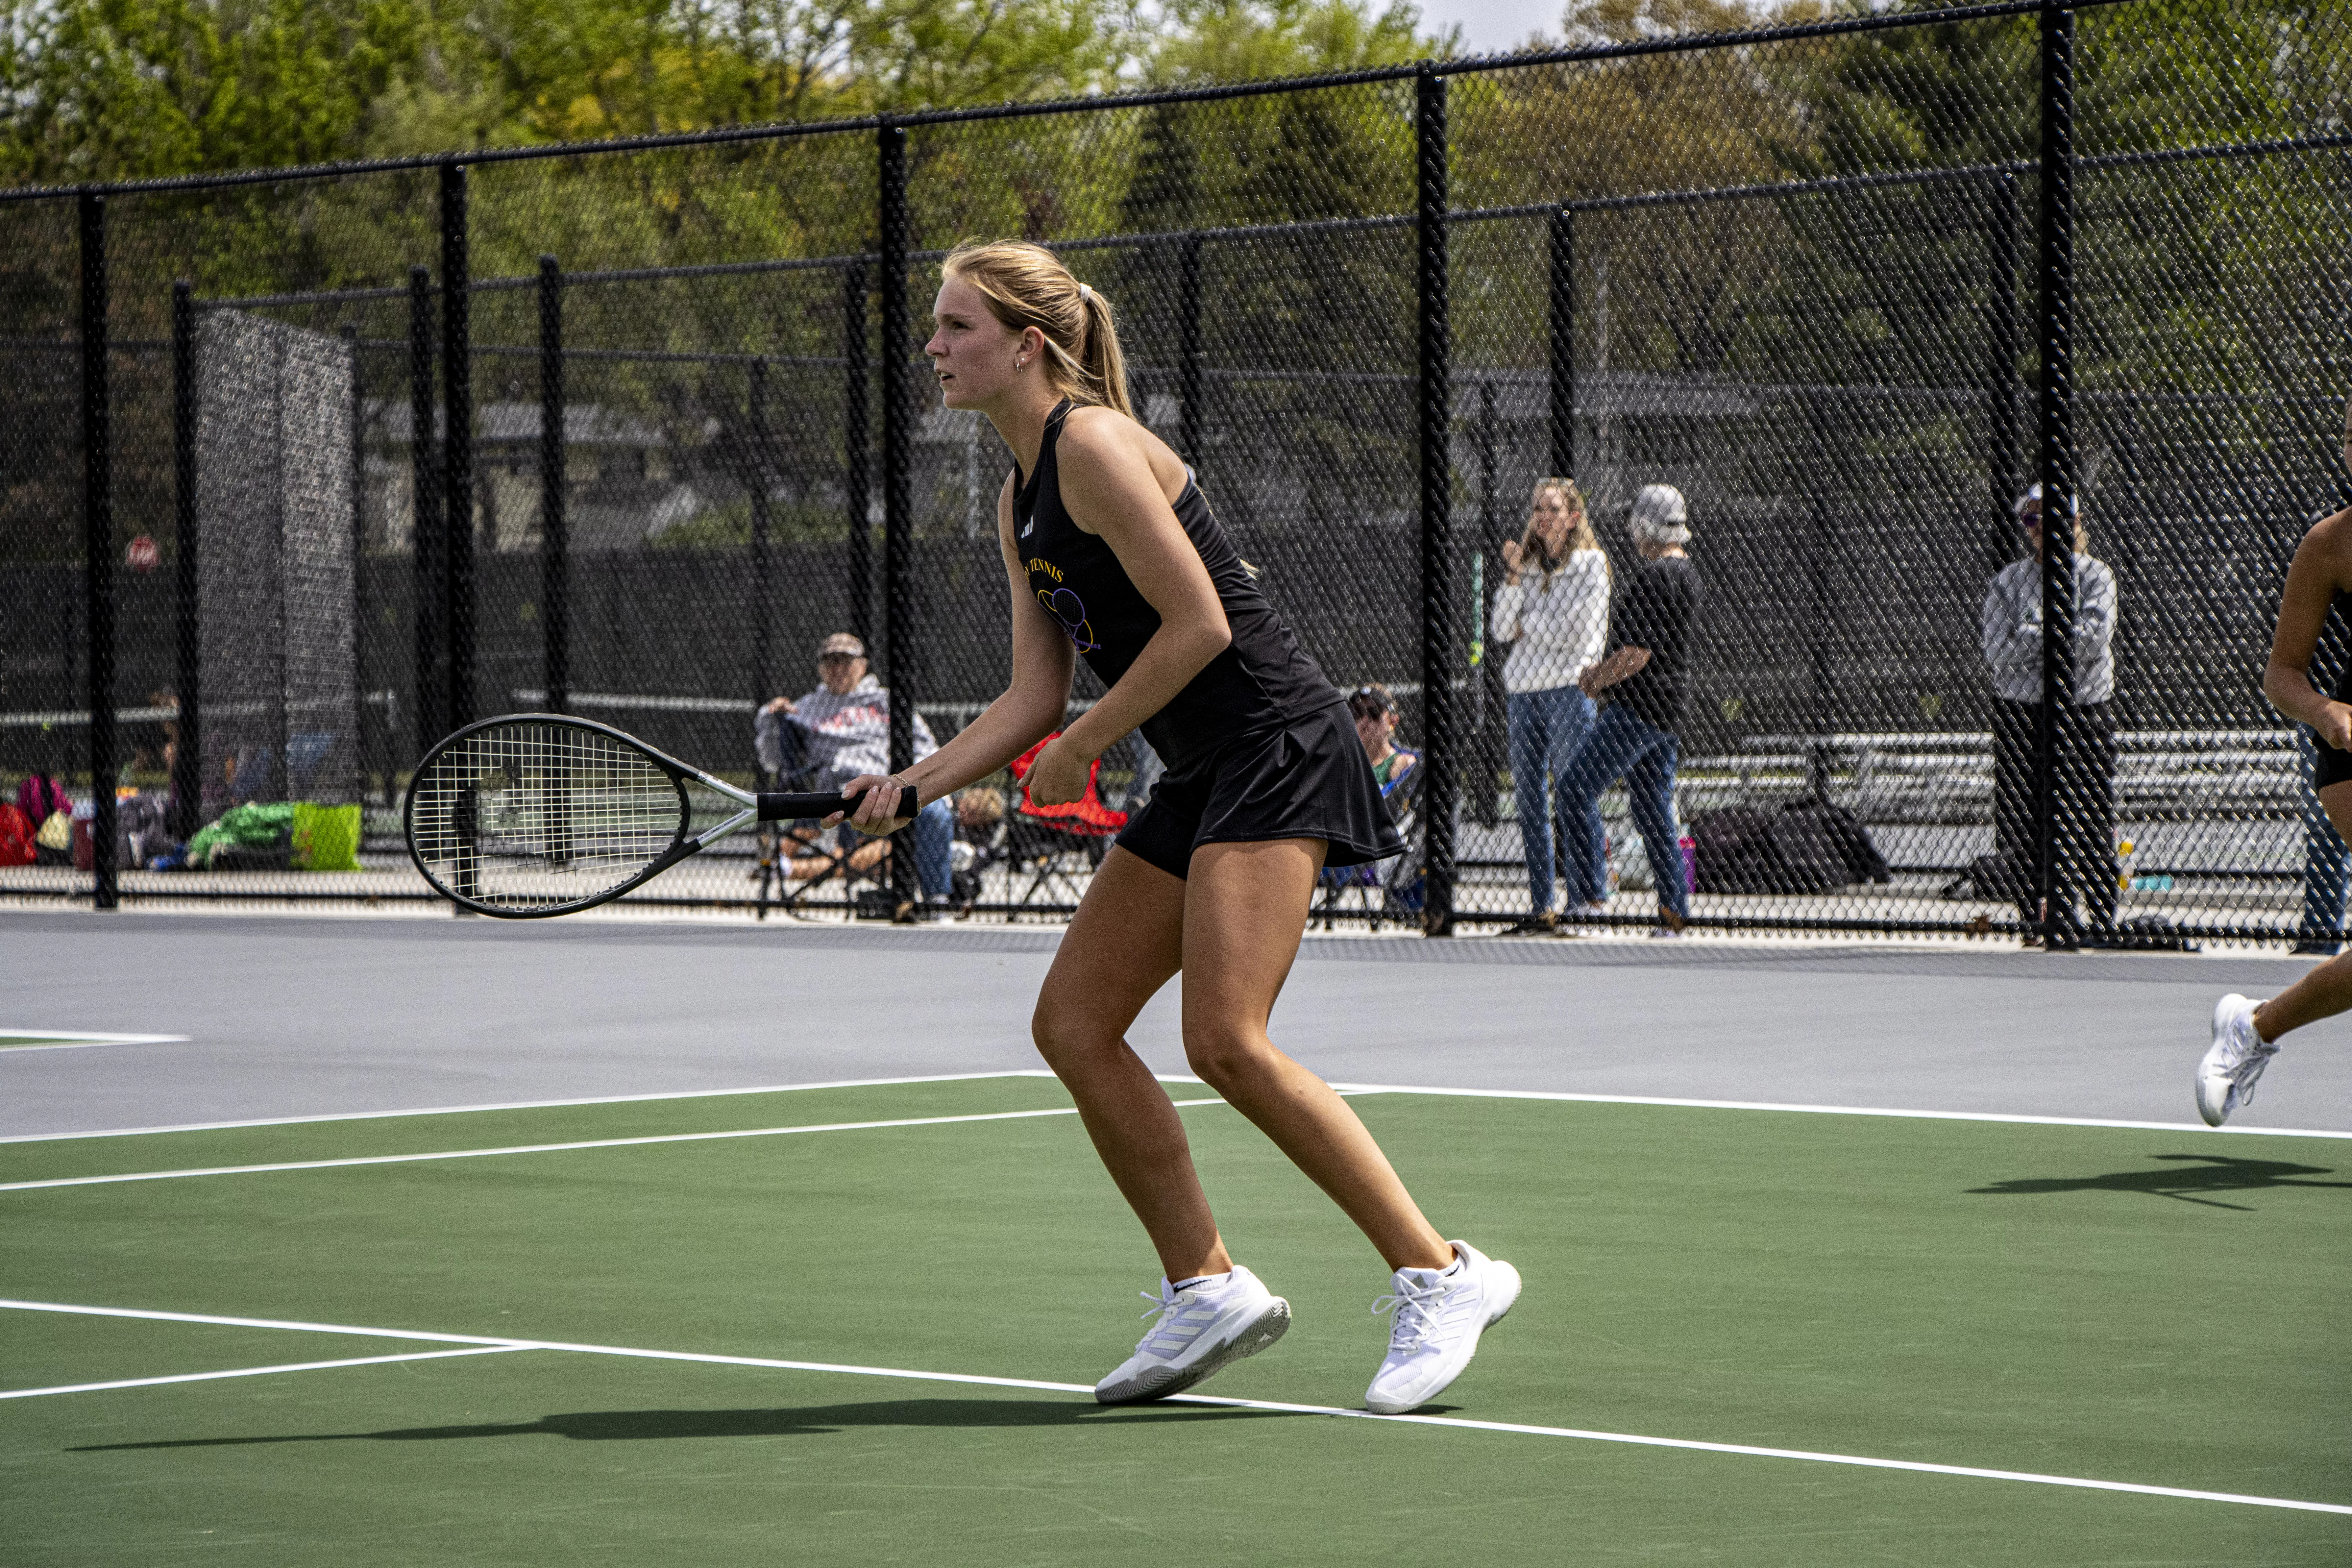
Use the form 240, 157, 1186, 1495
0, 1030, 190, 1055
1326, 1082, 2352, 1141
10, 1068, 2344, 1146
3, 1298, 2344, 1518
0, 1101, 1230, 1192
0, 1070, 1065, 1145
0, 1345, 530, 1399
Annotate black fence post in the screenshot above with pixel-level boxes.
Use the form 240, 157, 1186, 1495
408, 264, 441, 753
748, 355, 773, 720
1988, 172, 2022, 583
1548, 206, 1575, 481
342, 320, 366, 800
440, 163, 474, 734
1178, 234, 1205, 470
2035, 1, 2080, 950
1807, 493, 1834, 798
1416, 65, 1456, 936
1471, 378, 1500, 829
78, 191, 116, 910
844, 260, 873, 650
538, 255, 568, 716
878, 119, 919, 911
171, 279, 201, 840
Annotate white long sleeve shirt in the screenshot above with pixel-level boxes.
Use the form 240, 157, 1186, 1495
1489, 551, 1610, 694
1980, 554, 2117, 704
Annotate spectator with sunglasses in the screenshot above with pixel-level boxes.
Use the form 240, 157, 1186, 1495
760, 631, 957, 910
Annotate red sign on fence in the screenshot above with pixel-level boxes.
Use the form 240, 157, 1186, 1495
125, 534, 159, 571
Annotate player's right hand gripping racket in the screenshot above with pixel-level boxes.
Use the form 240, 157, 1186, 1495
405, 713, 915, 917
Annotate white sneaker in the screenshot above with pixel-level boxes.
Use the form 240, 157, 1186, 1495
1094, 1265, 1290, 1405
2196, 994, 2279, 1127
1364, 1240, 1521, 1415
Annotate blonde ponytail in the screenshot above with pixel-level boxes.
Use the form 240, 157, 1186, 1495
1076, 285, 1132, 421
942, 240, 1133, 419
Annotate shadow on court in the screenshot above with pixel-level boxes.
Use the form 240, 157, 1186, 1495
70, 1397, 1312, 1450
1969, 1153, 2351, 1211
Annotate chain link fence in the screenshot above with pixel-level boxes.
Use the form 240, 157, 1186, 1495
2, 0, 2346, 941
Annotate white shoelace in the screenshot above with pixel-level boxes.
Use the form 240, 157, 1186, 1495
1133, 1289, 1194, 1358
1372, 1276, 1451, 1355
2219, 1017, 2281, 1103
2232, 1040, 2279, 1103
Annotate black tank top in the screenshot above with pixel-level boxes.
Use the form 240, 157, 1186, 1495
1014, 401, 1339, 767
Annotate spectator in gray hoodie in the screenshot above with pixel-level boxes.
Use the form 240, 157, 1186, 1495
758, 632, 955, 909
1981, 486, 2119, 942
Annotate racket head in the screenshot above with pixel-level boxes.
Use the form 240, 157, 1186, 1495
405, 714, 694, 917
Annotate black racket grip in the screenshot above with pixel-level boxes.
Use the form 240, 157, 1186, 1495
756, 785, 918, 822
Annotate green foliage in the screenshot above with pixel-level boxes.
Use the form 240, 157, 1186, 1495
5, 0, 1430, 187
0, 0, 431, 185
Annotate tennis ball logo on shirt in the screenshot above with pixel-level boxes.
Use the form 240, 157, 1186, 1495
1037, 585, 1101, 653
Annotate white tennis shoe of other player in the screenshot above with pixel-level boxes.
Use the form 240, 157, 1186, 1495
1094, 1265, 1291, 1404
2196, 992, 2280, 1127
1364, 1239, 1521, 1415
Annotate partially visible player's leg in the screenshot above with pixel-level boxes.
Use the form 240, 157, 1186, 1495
1180, 837, 1518, 1413
1178, 837, 1450, 1272
1032, 844, 1213, 1276
2197, 781, 2352, 1124
1037, 844, 1293, 1405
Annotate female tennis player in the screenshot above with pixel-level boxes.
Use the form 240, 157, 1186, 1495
2197, 394, 2352, 1124
831, 240, 1518, 1413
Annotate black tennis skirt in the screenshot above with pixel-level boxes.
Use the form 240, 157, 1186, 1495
1116, 702, 1405, 880
2318, 731, 2352, 792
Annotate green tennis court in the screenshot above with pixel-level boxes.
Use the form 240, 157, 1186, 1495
5, 1072, 2346, 1564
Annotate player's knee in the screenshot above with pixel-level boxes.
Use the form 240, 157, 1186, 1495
1030, 993, 1106, 1072
1181, 1020, 1267, 1088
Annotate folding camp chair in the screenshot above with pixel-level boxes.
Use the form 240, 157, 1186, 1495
1005, 734, 1128, 908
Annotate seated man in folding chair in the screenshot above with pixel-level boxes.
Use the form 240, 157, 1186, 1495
758, 632, 958, 917
1318, 684, 1424, 928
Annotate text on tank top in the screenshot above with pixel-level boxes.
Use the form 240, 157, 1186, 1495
1013, 401, 1337, 767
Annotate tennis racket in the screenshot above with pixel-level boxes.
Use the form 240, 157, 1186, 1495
405, 713, 915, 918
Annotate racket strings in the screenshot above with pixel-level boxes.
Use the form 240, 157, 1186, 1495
410, 722, 684, 910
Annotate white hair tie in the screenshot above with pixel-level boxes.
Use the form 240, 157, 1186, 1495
1078, 283, 1093, 304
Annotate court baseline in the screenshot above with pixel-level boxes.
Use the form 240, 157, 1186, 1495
3, 1297, 2343, 1518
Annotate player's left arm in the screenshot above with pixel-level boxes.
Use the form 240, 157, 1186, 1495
1026, 410, 1231, 805
2265, 510, 2352, 750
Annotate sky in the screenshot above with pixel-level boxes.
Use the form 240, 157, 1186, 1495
1413, 0, 1565, 55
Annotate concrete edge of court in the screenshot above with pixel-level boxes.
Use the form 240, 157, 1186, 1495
0, 908, 2326, 984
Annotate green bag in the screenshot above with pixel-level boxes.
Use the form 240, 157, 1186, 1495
185, 802, 298, 868
291, 803, 361, 872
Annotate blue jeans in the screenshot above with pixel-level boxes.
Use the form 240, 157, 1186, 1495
1557, 703, 1687, 921
1508, 686, 1603, 911
2299, 729, 2347, 951
852, 799, 954, 900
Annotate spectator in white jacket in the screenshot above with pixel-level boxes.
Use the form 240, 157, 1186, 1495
1980, 486, 2120, 943
1490, 477, 1612, 922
